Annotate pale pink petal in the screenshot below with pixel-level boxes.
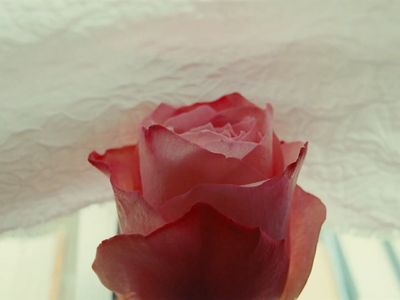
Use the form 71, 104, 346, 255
280, 141, 305, 169
88, 146, 164, 235
232, 117, 259, 142
180, 129, 224, 145
151, 103, 176, 122
93, 204, 289, 300
143, 103, 176, 127
211, 105, 266, 132
113, 189, 164, 235
280, 186, 327, 300
181, 129, 258, 159
240, 132, 284, 179
160, 145, 307, 240
214, 123, 236, 137
139, 125, 267, 206
88, 145, 141, 192
202, 139, 258, 159
164, 105, 217, 132
210, 104, 282, 178
144, 93, 254, 130
232, 117, 256, 133
187, 122, 216, 132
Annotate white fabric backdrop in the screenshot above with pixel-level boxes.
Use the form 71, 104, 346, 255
0, 0, 399, 234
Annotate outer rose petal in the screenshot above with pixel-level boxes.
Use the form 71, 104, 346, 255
280, 141, 305, 169
113, 189, 164, 235
93, 204, 289, 300
160, 145, 307, 240
88, 146, 163, 235
88, 145, 141, 192
139, 125, 267, 206
280, 186, 327, 300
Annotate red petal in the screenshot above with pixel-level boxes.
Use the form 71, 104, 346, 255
280, 186, 326, 300
93, 204, 289, 300
160, 145, 307, 240
139, 125, 267, 206
88, 145, 141, 192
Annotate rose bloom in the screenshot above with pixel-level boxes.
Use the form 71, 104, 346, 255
89, 93, 326, 300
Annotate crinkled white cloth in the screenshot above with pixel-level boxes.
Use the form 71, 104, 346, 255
0, 1, 399, 234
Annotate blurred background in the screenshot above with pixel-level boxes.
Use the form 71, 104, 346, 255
0, 1, 399, 299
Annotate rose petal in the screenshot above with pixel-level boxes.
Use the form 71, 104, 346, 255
211, 105, 266, 132
202, 139, 258, 159
175, 92, 255, 115
144, 103, 176, 126
93, 204, 289, 300
88, 146, 164, 235
186, 122, 215, 133
280, 141, 305, 169
208, 104, 282, 178
164, 105, 217, 133
240, 132, 284, 179
239, 105, 285, 177
181, 129, 258, 159
232, 117, 259, 141
139, 125, 267, 206
160, 145, 307, 240
232, 116, 256, 133
215, 123, 236, 138
88, 145, 141, 192
272, 133, 285, 175
113, 189, 164, 235
280, 186, 327, 300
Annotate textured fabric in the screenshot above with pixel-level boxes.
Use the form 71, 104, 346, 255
0, 1, 399, 234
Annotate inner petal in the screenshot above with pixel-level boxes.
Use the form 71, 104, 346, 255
232, 117, 261, 142
214, 123, 236, 138
181, 129, 257, 159
232, 117, 256, 132
164, 106, 217, 132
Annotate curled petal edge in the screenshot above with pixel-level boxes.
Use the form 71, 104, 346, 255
93, 203, 289, 300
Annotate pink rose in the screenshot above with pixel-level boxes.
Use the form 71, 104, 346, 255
89, 93, 326, 300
